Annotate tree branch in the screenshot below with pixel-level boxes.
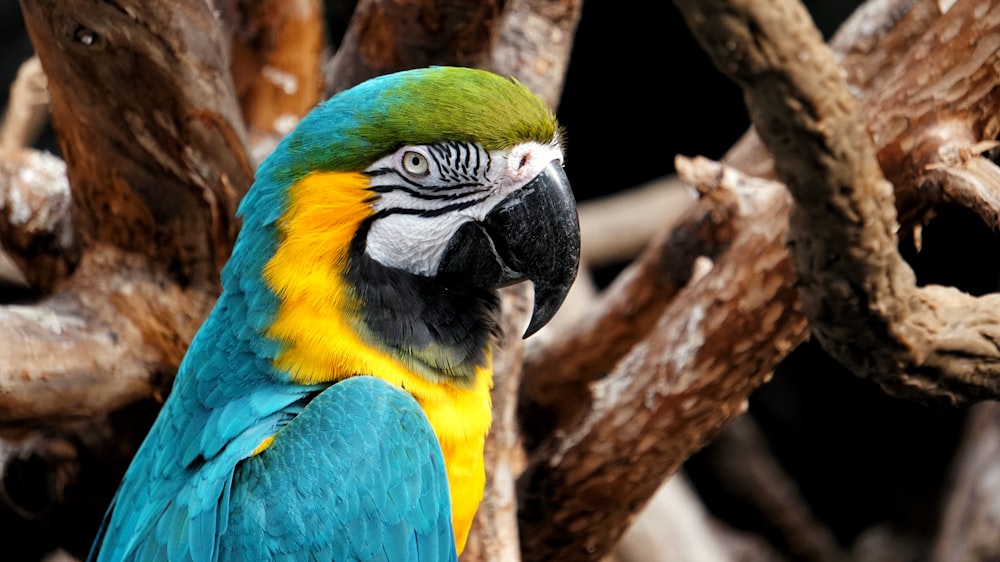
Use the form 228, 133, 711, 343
0, 150, 71, 290
21, 0, 253, 290
0, 248, 214, 425
463, 284, 533, 562
487, 0, 582, 111
325, 0, 509, 95
673, 0, 1000, 405
228, 0, 325, 165
0, 55, 48, 155
520, 175, 738, 447
931, 401, 1000, 561
518, 158, 808, 561
4, 0, 254, 425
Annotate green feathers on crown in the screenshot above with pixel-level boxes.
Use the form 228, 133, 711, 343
355, 67, 559, 153
260, 67, 560, 183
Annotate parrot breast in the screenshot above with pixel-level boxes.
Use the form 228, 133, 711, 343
259, 169, 494, 552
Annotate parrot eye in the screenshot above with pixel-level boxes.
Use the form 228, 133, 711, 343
401, 151, 430, 177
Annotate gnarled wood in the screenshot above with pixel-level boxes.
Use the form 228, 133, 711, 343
675, 0, 1000, 405
518, 159, 807, 561
2, 0, 254, 426
228, 0, 325, 164
520, 181, 737, 447
488, 0, 582, 110
21, 0, 252, 290
326, 0, 509, 95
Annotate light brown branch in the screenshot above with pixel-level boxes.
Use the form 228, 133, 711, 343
487, 0, 582, 111
520, 174, 739, 447
0, 150, 72, 290
614, 474, 734, 562
518, 159, 808, 561
924, 144, 1000, 230
0, 248, 213, 425
577, 176, 695, 268
21, 0, 253, 291
229, 0, 325, 165
325, 0, 509, 95
5, 0, 254, 425
463, 284, 532, 562
674, 0, 1000, 405
931, 401, 1000, 561
0, 55, 48, 155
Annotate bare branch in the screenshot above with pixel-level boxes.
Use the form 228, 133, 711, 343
518, 159, 808, 561
931, 402, 1000, 561
20, 0, 253, 290
0, 150, 72, 289
614, 474, 734, 562
521, 174, 738, 446
229, 0, 325, 165
673, 0, 1000, 405
464, 284, 533, 562
3, 0, 255, 425
325, 0, 509, 95
0, 248, 214, 425
487, 0, 582, 110
924, 145, 1000, 230
577, 176, 695, 268
0, 55, 48, 155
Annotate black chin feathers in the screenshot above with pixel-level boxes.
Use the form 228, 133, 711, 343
345, 219, 499, 381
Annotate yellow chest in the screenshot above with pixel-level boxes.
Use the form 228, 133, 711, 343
260, 170, 493, 553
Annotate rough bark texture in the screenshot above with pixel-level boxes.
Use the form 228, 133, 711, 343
676, 0, 1000, 406
487, 0, 581, 110
228, 0, 324, 163
520, 183, 737, 446
4, 0, 254, 425
22, 0, 251, 289
326, 0, 509, 95
518, 159, 807, 561
462, 284, 532, 562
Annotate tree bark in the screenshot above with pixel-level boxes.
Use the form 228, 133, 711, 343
676, 0, 1000, 406
516, 0, 1000, 558
4, 0, 254, 426
518, 159, 806, 561
326, 0, 509, 95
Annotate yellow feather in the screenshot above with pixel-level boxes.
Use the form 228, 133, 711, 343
263, 170, 493, 554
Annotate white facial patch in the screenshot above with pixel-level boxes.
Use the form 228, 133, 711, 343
362, 139, 564, 276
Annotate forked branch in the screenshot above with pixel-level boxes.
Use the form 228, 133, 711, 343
674, 0, 1000, 405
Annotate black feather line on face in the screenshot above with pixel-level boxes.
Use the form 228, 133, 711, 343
370, 195, 490, 219
344, 216, 500, 383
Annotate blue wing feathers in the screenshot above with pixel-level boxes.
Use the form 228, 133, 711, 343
221, 376, 457, 561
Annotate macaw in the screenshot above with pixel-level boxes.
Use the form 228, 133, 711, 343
87, 66, 580, 561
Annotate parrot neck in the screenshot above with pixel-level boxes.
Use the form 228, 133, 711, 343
252, 170, 494, 553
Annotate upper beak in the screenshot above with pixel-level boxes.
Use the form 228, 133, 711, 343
437, 161, 581, 337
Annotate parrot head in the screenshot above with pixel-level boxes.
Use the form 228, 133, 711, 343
246, 67, 580, 355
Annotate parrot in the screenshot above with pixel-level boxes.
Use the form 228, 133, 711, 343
86, 66, 580, 561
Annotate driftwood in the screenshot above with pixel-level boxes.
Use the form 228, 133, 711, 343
515, 0, 1000, 559
3, 0, 1000, 560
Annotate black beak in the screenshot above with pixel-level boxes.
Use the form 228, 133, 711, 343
437, 161, 581, 337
